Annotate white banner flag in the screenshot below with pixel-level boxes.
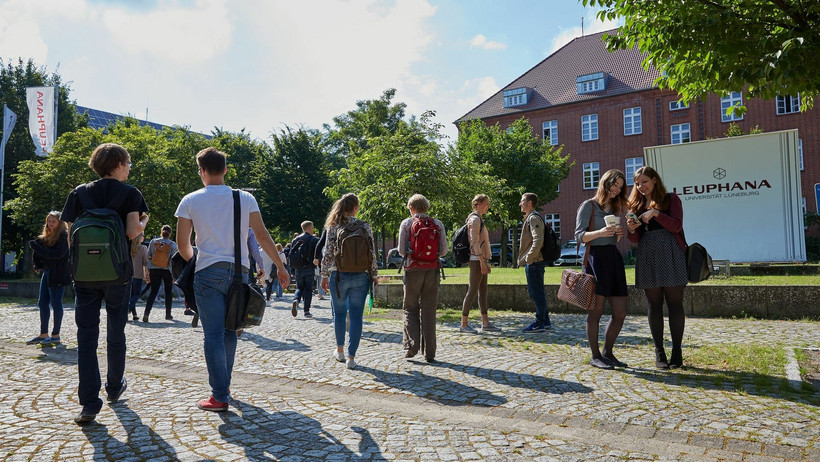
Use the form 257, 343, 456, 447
26, 86, 57, 156
1, 104, 17, 167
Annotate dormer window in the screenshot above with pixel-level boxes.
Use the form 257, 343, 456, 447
503, 87, 529, 108
577, 72, 608, 94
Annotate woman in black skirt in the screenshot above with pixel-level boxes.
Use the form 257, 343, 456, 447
574, 169, 628, 370
627, 166, 688, 369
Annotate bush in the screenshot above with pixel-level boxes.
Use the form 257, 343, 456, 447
806, 235, 820, 262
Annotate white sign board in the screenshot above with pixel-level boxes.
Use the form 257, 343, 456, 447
644, 130, 805, 263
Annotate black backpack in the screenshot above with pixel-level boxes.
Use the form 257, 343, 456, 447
452, 213, 482, 265
686, 242, 713, 283
532, 212, 561, 262
289, 237, 312, 270
69, 185, 133, 287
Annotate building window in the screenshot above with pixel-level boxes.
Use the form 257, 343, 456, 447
542, 120, 558, 145
503, 87, 529, 108
799, 138, 803, 171
671, 123, 691, 144
623, 107, 642, 136
576, 72, 608, 94
544, 213, 560, 239
670, 100, 689, 111
802, 197, 807, 215
721, 92, 744, 122
581, 114, 598, 141
777, 95, 801, 115
625, 157, 643, 186
583, 162, 600, 189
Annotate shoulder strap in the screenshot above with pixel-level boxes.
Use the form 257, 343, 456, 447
232, 189, 242, 281
580, 200, 595, 267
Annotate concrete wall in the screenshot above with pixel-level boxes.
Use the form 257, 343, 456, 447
0, 282, 75, 300
375, 283, 820, 320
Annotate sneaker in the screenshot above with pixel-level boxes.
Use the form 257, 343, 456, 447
590, 357, 614, 370
317, 295, 324, 300
346, 357, 356, 370
304, 311, 313, 318
602, 354, 628, 368
459, 325, 477, 334
165, 315, 174, 321
184, 309, 195, 316
142, 314, 149, 323
133, 315, 139, 321
481, 323, 501, 332
522, 321, 546, 333
26, 336, 46, 345
197, 396, 228, 412
425, 357, 437, 364
41, 336, 61, 346
291, 300, 298, 317
405, 349, 418, 359
333, 350, 345, 362
74, 408, 98, 425
107, 378, 127, 403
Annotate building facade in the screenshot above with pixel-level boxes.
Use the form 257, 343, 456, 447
457, 30, 818, 247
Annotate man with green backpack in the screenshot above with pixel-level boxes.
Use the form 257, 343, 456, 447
61, 143, 149, 425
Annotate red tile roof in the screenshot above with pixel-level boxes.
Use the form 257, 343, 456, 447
455, 29, 662, 123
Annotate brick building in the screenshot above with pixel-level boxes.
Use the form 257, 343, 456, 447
456, 30, 818, 248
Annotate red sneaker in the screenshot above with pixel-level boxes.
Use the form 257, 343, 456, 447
197, 396, 228, 412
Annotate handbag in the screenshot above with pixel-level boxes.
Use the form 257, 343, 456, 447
557, 202, 597, 311
225, 189, 267, 332
685, 242, 713, 283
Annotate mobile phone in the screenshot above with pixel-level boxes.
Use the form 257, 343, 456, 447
626, 212, 638, 221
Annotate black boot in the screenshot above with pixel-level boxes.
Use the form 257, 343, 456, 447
655, 348, 670, 369
669, 347, 682, 369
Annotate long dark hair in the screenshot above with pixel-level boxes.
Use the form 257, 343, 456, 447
627, 166, 670, 214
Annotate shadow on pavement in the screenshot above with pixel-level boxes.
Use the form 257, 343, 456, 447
425, 360, 593, 395
357, 365, 508, 406
239, 331, 311, 352
78, 402, 178, 460
219, 400, 384, 461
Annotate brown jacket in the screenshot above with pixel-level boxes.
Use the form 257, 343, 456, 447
518, 211, 545, 266
466, 213, 490, 261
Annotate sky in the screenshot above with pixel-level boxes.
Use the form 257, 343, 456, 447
0, 0, 619, 143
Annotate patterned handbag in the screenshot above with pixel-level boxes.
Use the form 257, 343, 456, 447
557, 204, 596, 311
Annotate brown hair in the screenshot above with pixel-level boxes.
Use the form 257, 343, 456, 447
301, 221, 314, 232
196, 147, 227, 174
88, 143, 130, 177
38, 211, 66, 247
521, 192, 538, 208
160, 224, 172, 239
471, 194, 489, 210
627, 166, 670, 214
407, 194, 429, 213
594, 169, 627, 214
325, 193, 359, 229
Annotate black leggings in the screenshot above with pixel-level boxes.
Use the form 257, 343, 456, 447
145, 269, 174, 315
645, 286, 685, 351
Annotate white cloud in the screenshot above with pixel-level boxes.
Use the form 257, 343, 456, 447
470, 34, 507, 51
548, 10, 620, 55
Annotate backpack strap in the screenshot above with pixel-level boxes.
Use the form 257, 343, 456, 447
232, 189, 243, 282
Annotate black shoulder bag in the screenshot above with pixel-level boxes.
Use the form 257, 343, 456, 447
225, 189, 267, 331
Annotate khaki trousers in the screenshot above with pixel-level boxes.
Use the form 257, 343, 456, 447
402, 268, 440, 359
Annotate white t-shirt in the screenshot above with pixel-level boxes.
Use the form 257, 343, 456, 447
175, 185, 260, 273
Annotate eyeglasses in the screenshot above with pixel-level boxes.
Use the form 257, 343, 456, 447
127, 162, 132, 168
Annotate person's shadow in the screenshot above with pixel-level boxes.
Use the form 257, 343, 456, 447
218, 400, 385, 461
238, 331, 310, 352
357, 365, 508, 406
422, 360, 593, 395
110, 401, 179, 460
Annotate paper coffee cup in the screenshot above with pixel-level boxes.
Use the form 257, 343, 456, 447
604, 215, 619, 227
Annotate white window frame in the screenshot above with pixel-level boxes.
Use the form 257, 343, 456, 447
542, 120, 558, 146
799, 138, 803, 171
583, 162, 600, 190
802, 197, 807, 215
544, 213, 560, 239
625, 157, 643, 186
581, 114, 598, 141
670, 100, 689, 111
671, 123, 691, 144
623, 107, 642, 136
776, 94, 801, 115
721, 92, 744, 122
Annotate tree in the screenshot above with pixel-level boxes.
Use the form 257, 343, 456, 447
456, 117, 572, 266
582, 0, 820, 112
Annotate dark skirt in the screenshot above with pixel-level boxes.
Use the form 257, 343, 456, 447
584, 245, 628, 297
635, 229, 689, 288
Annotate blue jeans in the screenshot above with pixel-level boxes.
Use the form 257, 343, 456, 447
128, 278, 144, 317
194, 265, 245, 403
525, 260, 551, 326
293, 267, 315, 311
330, 271, 370, 357
37, 270, 64, 336
74, 281, 130, 413
266, 278, 283, 299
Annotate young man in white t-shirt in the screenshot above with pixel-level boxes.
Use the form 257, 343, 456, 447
175, 147, 289, 412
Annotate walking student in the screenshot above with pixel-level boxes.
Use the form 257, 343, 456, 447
575, 169, 629, 370
143, 225, 178, 321
397, 194, 447, 363
175, 147, 288, 412
460, 194, 499, 333
128, 233, 148, 321
320, 193, 379, 370
627, 166, 688, 369
290, 221, 319, 318
518, 193, 553, 333
27, 211, 71, 346
61, 143, 149, 424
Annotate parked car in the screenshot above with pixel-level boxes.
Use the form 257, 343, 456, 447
554, 240, 586, 266
490, 243, 513, 266
387, 247, 449, 269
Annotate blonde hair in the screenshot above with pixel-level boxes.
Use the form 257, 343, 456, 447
471, 194, 488, 210
594, 169, 627, 215
325, 193, 359, 229
407, 194, 429, 213
38, 211, 66, 247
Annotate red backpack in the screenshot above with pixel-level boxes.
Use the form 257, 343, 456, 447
408, 216, 440, 269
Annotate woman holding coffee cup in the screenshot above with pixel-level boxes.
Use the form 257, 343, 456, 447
626, 166, 688, 369
574, 169, 629, 370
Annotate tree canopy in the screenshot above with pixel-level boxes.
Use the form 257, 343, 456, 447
582, 0, 820, 110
